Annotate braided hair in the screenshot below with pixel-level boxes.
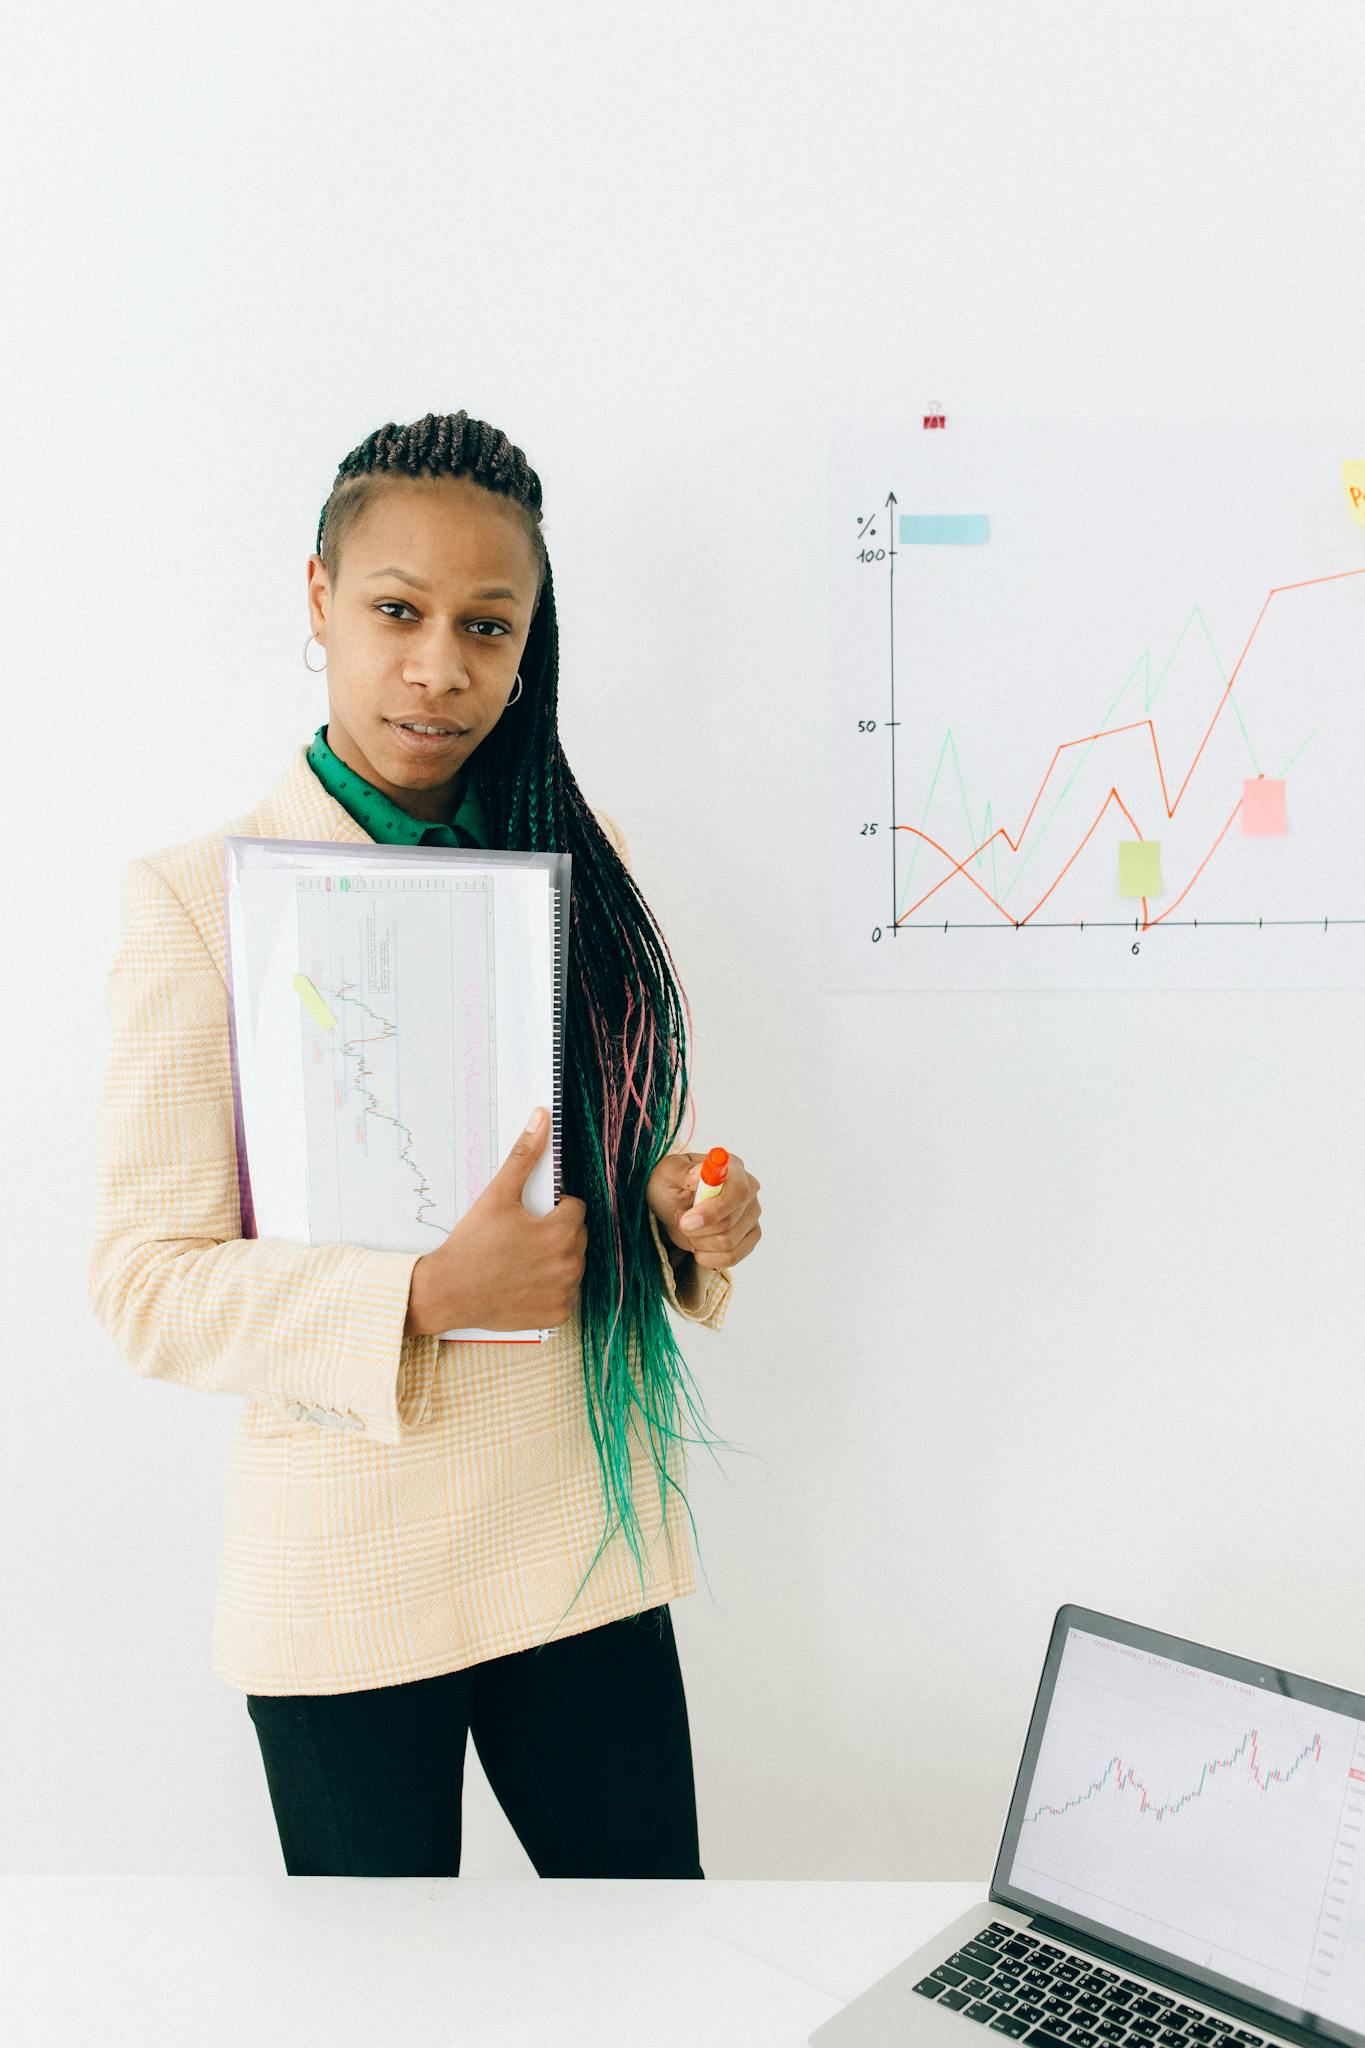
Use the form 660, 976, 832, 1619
315, 411, 730, 1623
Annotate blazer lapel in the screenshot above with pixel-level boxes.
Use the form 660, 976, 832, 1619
192, 745, 374, 981
252, 742, 376, 849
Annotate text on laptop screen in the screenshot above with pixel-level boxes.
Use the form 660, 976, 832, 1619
1004, 1626, 1365, 2036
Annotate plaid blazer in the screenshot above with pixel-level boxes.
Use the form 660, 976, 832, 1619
87, 743, 732, 1695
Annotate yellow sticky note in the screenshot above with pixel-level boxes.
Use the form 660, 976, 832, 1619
1344, 460, 1365, 526
293, 972, 338, 1030
1118, 840, 1163, 898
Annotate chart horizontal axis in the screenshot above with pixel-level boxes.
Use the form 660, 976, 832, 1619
890, 917, 1365, 931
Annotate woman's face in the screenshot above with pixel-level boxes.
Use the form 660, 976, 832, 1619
305, 472, 540, 822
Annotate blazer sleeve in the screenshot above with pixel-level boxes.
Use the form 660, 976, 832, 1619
593, 808, 733, 1335
86, 856, 441, 1446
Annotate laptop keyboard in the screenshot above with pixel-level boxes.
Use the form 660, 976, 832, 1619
912, 1921, 1271, 2048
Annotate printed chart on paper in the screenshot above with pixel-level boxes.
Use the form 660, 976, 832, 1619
293, 873, 501, 1249
823, 415, 1365, 990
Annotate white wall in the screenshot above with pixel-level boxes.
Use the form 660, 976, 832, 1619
5, 0, 1364, 1877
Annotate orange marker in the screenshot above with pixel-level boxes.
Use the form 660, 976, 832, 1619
689, 1146, 729, 1209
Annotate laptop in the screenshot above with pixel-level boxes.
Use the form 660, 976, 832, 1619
810, 1604, 1365, 2048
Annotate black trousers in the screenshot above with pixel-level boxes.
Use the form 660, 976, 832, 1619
245, 1603, 703, 1877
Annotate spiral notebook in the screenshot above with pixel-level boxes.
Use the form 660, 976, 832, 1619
222, 834, 572, 1342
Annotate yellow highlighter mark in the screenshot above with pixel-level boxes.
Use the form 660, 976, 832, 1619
293, 972, 338, 1031
1344, 460, 1365, 527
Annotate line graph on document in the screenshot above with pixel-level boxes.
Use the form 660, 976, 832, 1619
293, 874, 498, 1248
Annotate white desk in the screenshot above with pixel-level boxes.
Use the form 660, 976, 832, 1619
0, 1877, 985, 2046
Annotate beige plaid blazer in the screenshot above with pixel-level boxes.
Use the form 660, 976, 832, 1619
87, 743, 732, 1695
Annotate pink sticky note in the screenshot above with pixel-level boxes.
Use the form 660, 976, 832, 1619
1241, 777, 1287, 836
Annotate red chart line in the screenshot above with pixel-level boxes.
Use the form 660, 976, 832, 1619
894, 565, 1365, 934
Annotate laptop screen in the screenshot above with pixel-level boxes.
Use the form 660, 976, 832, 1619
991, 1607, 1365, 2048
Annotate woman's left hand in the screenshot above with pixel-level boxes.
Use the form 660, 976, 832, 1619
644, 1151, 763, 1269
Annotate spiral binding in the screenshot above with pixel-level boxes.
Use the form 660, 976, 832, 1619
550, 888, 565, 1203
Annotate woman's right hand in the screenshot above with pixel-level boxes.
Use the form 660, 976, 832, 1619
405, 1108, 587, 1336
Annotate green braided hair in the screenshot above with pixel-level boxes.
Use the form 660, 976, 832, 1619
314, 411, 735, 1629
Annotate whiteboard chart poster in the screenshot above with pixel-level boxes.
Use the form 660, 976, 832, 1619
823, 415, 1365, 990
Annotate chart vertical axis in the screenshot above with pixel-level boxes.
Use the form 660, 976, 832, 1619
887, 487, 899, 935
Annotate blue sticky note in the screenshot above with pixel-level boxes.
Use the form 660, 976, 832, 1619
900, 514, 990, 545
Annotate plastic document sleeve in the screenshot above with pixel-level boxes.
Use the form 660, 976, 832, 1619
222, 834, 571, 1343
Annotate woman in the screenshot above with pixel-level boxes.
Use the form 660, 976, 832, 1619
87, 410, 763, 1877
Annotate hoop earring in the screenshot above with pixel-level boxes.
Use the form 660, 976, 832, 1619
303, 633, 327, 672
507, 672, 523, 704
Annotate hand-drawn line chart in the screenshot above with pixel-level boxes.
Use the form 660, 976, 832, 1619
824, 414, 1365, 990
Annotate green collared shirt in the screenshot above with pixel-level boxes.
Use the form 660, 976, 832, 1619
305, 722, 492, 847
